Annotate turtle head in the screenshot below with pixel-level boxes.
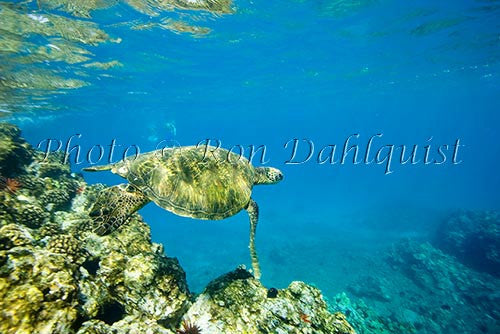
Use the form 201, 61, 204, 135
254, 167, 284, 185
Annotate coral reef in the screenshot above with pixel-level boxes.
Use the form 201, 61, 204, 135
79, 217, 191, 324
0, 177, 22, 194
0, 123, 33, 175
0, 123, 356, 333
46, 234, 84, 263
0, 242, 80, 334
331, 292, 416, 334
0, 223, 34, 248
387, 239, 500, 333
0, 123, 191, 333
435, 210, 500, 276
347, 276, 391, 302
182, 267, 355, 333
39, 220, 63, 237
11, 203, 48, 228
0, 189, 49, 229
77, 317, 176, 334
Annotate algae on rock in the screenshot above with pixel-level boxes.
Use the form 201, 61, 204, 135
183, 267, 356, 334
0, 226, 80, 334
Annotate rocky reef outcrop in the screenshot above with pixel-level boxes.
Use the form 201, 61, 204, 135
0, 123, 33, 176
0, 122, 356, 334
183, 267, 355, 333
387, 239, 500, 334
332, 292, 416, 334
434, 210, 500, 276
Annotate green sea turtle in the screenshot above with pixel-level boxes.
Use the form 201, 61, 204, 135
83, 145, 283, 279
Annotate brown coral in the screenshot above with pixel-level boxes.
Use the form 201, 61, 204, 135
39, 221, 62, 238
0, 224, 33, 249
14, 204, 48, 228
47, 234, 82, 263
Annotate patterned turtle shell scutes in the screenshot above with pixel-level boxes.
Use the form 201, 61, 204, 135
123, 146, 255, 220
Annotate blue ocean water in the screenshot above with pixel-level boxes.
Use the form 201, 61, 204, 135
7, 0, 500, 330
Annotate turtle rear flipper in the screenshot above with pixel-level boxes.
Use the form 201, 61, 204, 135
246, 198, 261, 279
89, 184, 149, 235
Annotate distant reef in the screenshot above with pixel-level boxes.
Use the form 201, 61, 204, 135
434, 210, 500, 277
0, 121, 357, 334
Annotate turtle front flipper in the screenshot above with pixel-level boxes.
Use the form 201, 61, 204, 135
88, 184, 149, 235
246, 198, 261, 279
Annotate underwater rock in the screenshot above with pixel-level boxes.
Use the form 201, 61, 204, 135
182, 267, 356, 334
0, 192, 50, 230
387, 239, 500, 333
331, 292, 416, 334
0, 243, 79, 333
80, 217, 191, 324
0, 123, 33, 175
0, 197, 10, 227
435, 210, 500, 277
388, 239, 484, 293
77, 316, 175, 334
347, 276, 391, 302
16, 174, 46, 196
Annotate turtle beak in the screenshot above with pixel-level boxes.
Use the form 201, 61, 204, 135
274, 170, 284, 183
277, 172, 284, 182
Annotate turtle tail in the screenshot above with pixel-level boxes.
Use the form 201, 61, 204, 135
83, 164, 113, 172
